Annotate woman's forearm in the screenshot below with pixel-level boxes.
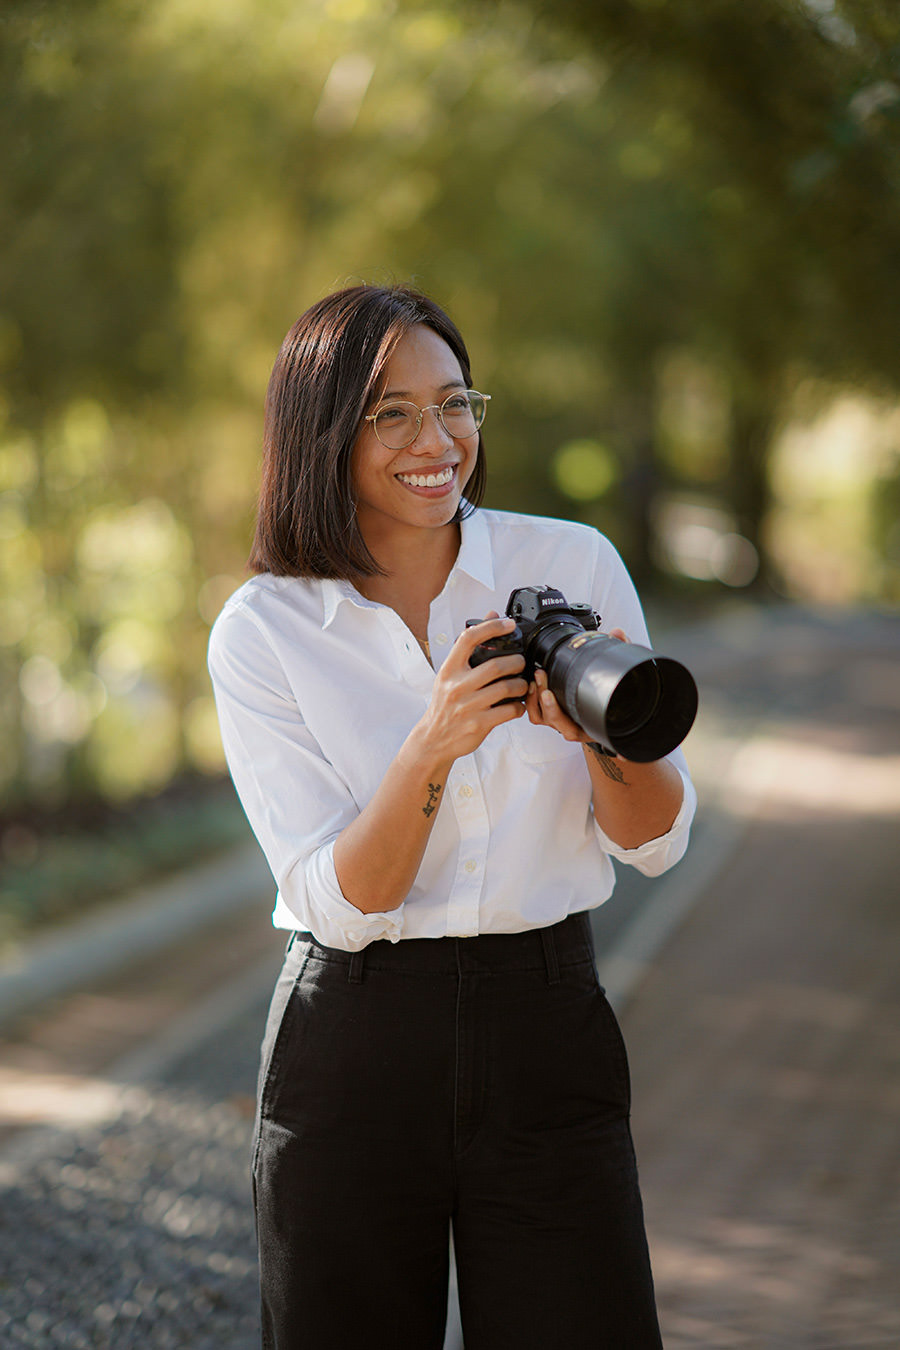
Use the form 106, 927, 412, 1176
332, 615, 529, 915
584, 748, 683, 850
526, 644, 684, 850
332, 726, 454, 914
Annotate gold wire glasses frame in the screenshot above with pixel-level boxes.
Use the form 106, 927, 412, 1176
364, 389, 491, 450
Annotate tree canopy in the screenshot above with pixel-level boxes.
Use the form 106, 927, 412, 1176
2, 0, 899, 812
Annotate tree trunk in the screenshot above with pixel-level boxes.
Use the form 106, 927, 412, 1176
618, 369, 661, 589
729, 381, 780, 593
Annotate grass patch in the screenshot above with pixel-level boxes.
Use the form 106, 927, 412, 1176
0, 776, 253, 948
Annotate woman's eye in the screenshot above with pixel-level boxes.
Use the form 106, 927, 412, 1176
379, 407, 408, 421
443, 395, 469, 411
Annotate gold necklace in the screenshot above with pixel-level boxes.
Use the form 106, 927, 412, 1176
357, 581, 431, 661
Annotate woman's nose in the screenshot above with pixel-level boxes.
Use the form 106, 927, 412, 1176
410, 406, 454, 453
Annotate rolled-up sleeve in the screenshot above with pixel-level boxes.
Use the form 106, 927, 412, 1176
591, 766, 697, 877
208, 602, 405, 950
587, 534, 698, 876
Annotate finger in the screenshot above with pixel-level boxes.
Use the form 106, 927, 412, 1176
529, 672, 585, 739
490, 698, 526, 724
536, 682, 586, 741
524, 682, 545, 725
607, 627, 630, 644
482, 676, 529, 707
539, 683, 559, 718
470, 652, 526, 685
452, 614, 518, 664
530, 668, 550, 719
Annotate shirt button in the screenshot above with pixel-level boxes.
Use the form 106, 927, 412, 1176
458, 785, 474, 799
463, 859, 478, 874
436, 633, 448, 645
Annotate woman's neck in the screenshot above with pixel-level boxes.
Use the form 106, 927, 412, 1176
356, 522, 460, 638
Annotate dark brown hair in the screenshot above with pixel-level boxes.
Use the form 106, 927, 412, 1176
248, 284, 487, 578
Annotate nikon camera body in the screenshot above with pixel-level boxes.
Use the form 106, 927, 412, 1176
468, 585, 697, 762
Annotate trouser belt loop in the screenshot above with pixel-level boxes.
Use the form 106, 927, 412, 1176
541, 925, 561, 986
348, 950, 365, 984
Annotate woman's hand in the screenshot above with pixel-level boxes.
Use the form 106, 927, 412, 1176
334, 613, 527, 914
415, 612, 528, 764
521, 625, 684, 849
524, 628, 630, 744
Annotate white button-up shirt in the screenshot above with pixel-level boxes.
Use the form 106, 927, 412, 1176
208, 509, 696, 951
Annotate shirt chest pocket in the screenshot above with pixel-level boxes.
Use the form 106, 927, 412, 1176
504, 717, 581, 765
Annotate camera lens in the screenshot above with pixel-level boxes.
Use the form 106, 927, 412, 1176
556, 639, 697, 761
467, 587, 698, 761
605, 661, 662, 740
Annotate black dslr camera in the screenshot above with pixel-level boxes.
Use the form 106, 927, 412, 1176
468, 585, 697, 762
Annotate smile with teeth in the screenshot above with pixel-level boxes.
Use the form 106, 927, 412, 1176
396, 465, 456, 489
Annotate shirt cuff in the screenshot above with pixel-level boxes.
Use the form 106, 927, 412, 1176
283, 839, 406, 951
592, 767, 697, 877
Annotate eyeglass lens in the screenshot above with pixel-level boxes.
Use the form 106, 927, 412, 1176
373, 391, 487, 449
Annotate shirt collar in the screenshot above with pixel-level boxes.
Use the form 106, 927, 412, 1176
320, 578, 368, 629
453, 508, 495, 591
319, 507, 495, 629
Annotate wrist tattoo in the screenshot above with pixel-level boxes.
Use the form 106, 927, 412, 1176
422, 782, 442, 817
588, 746, 627, 782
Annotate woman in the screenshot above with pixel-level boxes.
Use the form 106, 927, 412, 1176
208, 283, 695, 1349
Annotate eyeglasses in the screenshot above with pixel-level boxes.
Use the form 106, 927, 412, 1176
364, 389, 490, 450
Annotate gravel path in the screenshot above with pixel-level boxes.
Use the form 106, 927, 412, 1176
0, 993, 270, 1349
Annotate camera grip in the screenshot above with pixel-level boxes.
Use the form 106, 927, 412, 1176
466, 625, 526, 670
466, 624, 529, 706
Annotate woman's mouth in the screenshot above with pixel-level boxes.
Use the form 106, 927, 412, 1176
395, 464, 456, 490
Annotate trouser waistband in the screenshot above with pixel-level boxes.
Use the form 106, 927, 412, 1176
288, 911, 596, 986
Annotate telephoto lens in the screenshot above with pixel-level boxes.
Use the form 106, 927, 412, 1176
468, 586, 697, 762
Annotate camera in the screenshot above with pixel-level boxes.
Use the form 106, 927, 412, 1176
468, 585, 697, 762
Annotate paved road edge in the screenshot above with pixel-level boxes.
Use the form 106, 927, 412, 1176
0, 841, 273, 1027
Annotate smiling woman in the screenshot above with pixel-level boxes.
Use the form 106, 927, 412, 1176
351, 326, 481, 563
248, 286, 487, 582
208, 283, 694, 1349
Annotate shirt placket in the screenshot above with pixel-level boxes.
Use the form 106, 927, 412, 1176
382, 610, 435, 695
429, 587, 488, 936
445, 757, 489, 935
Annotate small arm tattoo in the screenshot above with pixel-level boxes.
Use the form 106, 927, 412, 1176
422, 782, 443, 817
588, 746, 627, 782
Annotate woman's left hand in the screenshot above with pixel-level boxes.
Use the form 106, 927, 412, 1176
524, 628, 630, 743
525, 627, 684, 848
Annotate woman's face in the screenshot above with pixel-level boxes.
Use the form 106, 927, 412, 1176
351, 324, 479, 548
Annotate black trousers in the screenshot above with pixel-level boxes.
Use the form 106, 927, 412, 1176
252, 912, 663, 1349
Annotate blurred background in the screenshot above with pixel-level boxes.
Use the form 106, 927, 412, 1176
3, 6, 900, 1346
2, 0, 899, 939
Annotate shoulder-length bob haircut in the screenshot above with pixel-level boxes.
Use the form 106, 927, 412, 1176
248, 283, 487, 579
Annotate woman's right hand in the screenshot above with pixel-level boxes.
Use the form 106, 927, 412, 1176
414, 612, 528, 765
335, 613, 527, 915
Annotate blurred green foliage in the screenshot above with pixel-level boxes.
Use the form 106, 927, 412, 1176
0, 776, 249, 942
1, 0, 899, 829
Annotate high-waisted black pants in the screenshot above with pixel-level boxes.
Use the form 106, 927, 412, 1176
252, 912, 663, 1349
